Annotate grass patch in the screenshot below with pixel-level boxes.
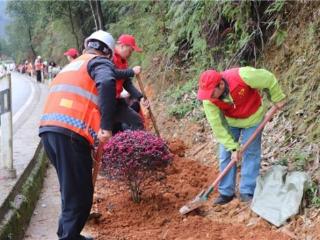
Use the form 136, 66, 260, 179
168, 102, 194, 119
292, 151, 310, 171
306, 181, 320, 208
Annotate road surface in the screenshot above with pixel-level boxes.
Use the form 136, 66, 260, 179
0, 72, 33, 116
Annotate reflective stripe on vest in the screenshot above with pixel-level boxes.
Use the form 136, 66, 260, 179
59, 60, 85, 73
40, 54, 100, 146
50, 84, 98, 105
41, 113, 98, 145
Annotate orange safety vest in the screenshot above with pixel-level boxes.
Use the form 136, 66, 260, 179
39, 54, 100, 146
35, 60, 43, 71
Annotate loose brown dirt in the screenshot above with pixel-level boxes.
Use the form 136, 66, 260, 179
86, 140, 290, 240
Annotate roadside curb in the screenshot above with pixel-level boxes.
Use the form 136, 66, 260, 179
0, 143, 48, 240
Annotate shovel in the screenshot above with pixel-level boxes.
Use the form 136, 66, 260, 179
179, 105, 279, 215
88, 142, 104, 221
92, 142, 104, 188
136, 74, 161, 137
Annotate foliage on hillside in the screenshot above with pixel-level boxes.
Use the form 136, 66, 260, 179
259, 2, 320, 203
103, 0, 320, 205
1, 0, 319, 204
3, 0, 95, 64
2, 1, 286, 69
105, 0, 288, 120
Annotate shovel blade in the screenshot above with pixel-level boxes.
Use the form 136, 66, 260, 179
179, 189, 208, 215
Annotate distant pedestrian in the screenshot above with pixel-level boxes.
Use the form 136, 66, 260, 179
34, 56, 43, 82
27, 61, 33, 77
43, 60, 48, 80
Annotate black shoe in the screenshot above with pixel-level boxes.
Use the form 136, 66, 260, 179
240, 193, 253, 202
213, 194, 234, 205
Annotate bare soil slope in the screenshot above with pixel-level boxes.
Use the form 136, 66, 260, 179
87, 141, 289, 240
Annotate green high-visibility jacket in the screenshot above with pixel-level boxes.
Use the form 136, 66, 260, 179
203, 67, 286, 151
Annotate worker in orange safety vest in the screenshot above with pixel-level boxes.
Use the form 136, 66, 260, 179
39, 30, 141, 240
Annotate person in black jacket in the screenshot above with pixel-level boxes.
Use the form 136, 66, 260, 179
111, 34, 147, 134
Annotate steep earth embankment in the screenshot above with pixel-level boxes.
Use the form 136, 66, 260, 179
86, 2, 320, 239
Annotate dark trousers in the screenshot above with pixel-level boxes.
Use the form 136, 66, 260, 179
41, 132, 93, 240
36, 70, 42, 82
112, 99, 144, 134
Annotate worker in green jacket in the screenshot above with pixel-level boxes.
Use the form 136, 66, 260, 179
197, 67, 286, 204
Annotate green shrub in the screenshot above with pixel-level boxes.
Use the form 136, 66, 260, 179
306, 181, 320, 208
168, 103, 194, 119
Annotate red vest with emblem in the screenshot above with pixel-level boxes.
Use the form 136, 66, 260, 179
210, 68, 261, 118
39, 54, 100, 146
113, 50, 128, 98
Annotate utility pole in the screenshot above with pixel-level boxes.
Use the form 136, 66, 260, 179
0, 73, 16, 179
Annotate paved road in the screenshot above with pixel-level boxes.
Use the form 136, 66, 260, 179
0, 72, 37, 171
0, 72, 33, 116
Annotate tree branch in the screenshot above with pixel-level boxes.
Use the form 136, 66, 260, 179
96, 0, 105, 30
67, 1, 80, 50
89, 0, 98, 31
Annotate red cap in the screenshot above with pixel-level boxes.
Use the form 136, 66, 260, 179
118, 34, 142, 52
64, 48, 79, 58
197, 70, 222, 100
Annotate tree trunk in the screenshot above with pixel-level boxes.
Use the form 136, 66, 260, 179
89, 0, 98, 31
96, 0, 105, 30
27, 28, 36, 58
67, 1, 80, 50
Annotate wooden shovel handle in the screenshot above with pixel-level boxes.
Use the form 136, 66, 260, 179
240, 105, 278, 154
92, 143, 104, 188
136, 74, 160, 137
204, 105, 279, 196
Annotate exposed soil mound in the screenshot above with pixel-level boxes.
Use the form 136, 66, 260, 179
87, 153, 289, 240
167, 138, 187, 157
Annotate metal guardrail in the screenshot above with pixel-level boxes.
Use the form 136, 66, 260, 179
0, 73, 16, 179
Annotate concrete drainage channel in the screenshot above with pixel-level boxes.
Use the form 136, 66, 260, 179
0, 143, 48, 240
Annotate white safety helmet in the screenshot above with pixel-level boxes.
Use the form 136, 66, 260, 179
84, 30, 115, 55
37, 55, 41, 59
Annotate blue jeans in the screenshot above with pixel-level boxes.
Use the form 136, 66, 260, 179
218, 123, 262, 196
